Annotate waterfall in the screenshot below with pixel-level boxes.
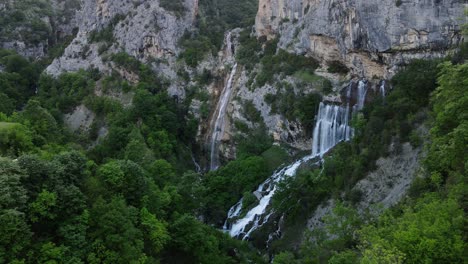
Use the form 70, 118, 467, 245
223, 198, 243, 230
228, 155, 316, 239
355, 80, 368, 111
223, 80, 370, 240
380, 80, 386, 98
311, 103, 352, 157
209, 63, 237, 170
209, 32, 237, 171
191, 153, 201, 173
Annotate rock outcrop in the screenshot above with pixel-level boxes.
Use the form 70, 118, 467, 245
46, 0, 198, 76
255, 0, 466, 78
306, 141, 425, 244
0, 0, 80, 58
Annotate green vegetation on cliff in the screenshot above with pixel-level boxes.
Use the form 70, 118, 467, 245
0, 49, 269, 263
269, 59, 467, 264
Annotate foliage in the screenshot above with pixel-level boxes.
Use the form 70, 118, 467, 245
236, 29, 262, 70
270, 58, 467, 262
236, 124, 273, 158
327, 60, 349, 74
0, 0, 52, 45
0, 122, 33, 156
0, 49, 41, 111
242, 100, 262, 123
89, 14, 125, 43
179, 35, 212, 67
264, 84, 322, 132
111, 52, 169, 92
159, 0, 187, 17
37, 70, 96, 113
261, 146, 290, 172
179, 0, 258, 66
359, 194, 464, 263
202, 156, 271, 224
425, 62, 468, 178
255, 49, 319, 87
0, 50, 267, 263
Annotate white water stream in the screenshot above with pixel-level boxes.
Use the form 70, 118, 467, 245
224, 81, 370, 239
380, 80, 386, 98
209, 32, 237, 170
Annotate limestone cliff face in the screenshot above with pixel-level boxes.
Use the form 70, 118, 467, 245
46, 0, 198, 77
256, 0, 466, 78
0, 0, 80, 58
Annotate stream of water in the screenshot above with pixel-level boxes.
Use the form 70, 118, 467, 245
224, 80, 369, 239
209, 32, 237, 170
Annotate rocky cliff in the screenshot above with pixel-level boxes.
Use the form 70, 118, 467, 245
0, 0, 80, 58
255, 0, 466, 78
45, 0, 198, 80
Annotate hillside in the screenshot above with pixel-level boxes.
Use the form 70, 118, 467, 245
0, 0, 466, 263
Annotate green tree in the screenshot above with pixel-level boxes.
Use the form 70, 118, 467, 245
0, 92, 15, 114
148, 159, 176, 186
358, 195, 464, 263
29, 189, 57, 223
323, 202, 362, 249
58, 210, 89, 260
88, 197, 145, 263
359, 239, 405, 264
0, 157, 27, 209
16, 100, 59, 145
0, 122, 33, 156
37, 242, 67, 264
0, 209, 32, 263
328, 250, 359, 264
140, 207, 170, 254
273, 251, 297, 264
169, 214, 226, 264
426, 62, 468, 177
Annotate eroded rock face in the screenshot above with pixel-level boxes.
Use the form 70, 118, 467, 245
256, 0, 466, 78
0, 0, 80, 58
46, 0, 198, 76
64, 104, 95, 132
306, 142, 425, 242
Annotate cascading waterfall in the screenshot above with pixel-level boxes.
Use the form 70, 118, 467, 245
355, 80, 368, 111
209, 32, 237, 170
191, 154, 201, 173
228, 155, 316, 239
223, 80, 370, 240
223, 198, 243, 230
311, 103, 352, 157
380, 80, 386, 98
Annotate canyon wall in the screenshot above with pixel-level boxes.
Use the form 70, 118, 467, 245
256, 0, 466, 78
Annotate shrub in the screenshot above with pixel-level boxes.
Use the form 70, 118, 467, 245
256, 49, 319, 87
327, 60, 349, 74
89, 14, 125, 43
0, 122, 34, 156
179, 35, 212, 67
159, 0, 186, 17
242, 100, 262, 123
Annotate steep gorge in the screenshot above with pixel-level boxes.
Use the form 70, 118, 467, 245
0, 0, 465, 262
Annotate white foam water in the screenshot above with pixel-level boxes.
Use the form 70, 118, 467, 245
224, 80, 370, 240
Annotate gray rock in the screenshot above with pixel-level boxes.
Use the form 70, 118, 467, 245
306, 142, 425, 235
0, 0, 80, 58
46, 0, 198, 76
64, 104, 95, 132
256, 0, 466, 78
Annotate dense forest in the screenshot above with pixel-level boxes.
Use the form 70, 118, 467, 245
0, 0, 467, 263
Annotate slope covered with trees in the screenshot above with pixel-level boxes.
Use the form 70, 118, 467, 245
271, 58, 467, 264
0, 2, 466, 264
